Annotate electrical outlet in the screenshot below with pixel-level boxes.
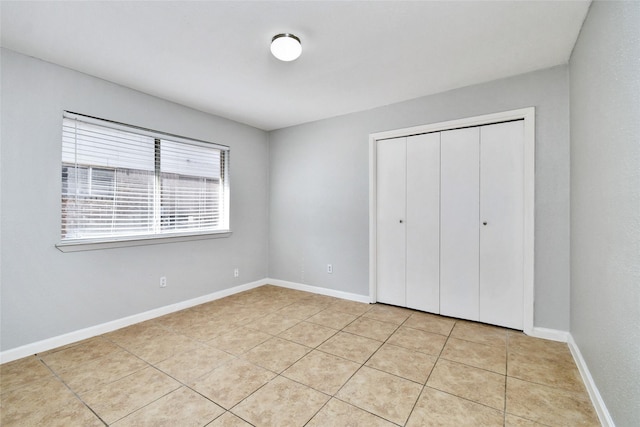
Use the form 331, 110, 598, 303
327, 264, 333, 274
234, 268, 239, 278
160, 276, 167, 288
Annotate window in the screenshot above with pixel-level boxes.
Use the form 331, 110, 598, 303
60, 112, 229, 246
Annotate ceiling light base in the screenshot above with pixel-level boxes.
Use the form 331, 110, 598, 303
271, 33, 302, 62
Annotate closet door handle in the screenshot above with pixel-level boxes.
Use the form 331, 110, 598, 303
399, 219, 404, 224
482, 221, 488, 226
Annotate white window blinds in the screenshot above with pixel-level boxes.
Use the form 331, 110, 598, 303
61, 112, 229, 242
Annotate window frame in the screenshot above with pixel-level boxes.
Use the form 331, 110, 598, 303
57, 112, 231, 252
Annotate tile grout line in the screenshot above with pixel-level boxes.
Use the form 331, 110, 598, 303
224, 300, 372, 426
4, 288, 597, 426
36, 357, 109, 426
403, 318, 457, 426
308, 304, 406, 426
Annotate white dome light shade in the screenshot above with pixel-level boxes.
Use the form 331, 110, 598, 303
271, 33, 302, 61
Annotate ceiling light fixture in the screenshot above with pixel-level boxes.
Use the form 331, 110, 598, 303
270, 33, 302, 62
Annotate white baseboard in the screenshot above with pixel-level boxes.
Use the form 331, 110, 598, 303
528, 326, 570, 342
0, 279, 267, 364
0, 278, 370, 364
265, 278, 371, 304
567, 334, 615, 427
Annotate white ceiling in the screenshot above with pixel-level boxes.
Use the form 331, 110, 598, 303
1, 1, 590, 131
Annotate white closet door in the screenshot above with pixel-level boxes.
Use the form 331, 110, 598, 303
440, 127, 480, 321
376, 138, 406, 306
406, 133, 440, 313
480, 121, 524, 329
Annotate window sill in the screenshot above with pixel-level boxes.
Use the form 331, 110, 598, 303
56, 230, 232, 252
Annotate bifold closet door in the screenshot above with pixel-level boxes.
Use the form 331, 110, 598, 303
406, 133, 440, 313
479, 121, 524, 329
440, 127, 480, 321
376, 120, 524, 329
376, 137, 406, 306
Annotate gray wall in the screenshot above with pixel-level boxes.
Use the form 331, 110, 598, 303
569, 1, 640, 425
269, 65, 571, 331
0, 49, 270, 351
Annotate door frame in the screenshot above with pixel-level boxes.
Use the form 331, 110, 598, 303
369, 107, 535, 335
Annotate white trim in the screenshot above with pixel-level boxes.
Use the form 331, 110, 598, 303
369, 107, 535, 333
568, 334, 615, 427
368, 134, 379, 304
528, 326, 569, 342
266, 278, 371, 304
56, 231, 232, 252
0, 279, 266, 364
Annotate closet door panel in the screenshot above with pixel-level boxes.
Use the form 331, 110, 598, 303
440, 127, 480, 321
376, 138, 406, 306
406, 133, 440, 313
480, 121, 524, 329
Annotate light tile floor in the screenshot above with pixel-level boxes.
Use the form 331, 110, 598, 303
0, 285, 600, 426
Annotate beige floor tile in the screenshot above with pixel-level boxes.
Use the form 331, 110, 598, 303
318, 331, 382, 363
282, 350, 361, 395
366, 343, 437, 384
155, 309, 203, 331
441, 337, 507, 374
1, 376, 102, 426
297, 293, 341, 307
508, 331, 571, 359
506, 377, 599, 426
190, 358, 276, 409
279, 321, 338, 348
57, 347, 147, 394
1, 286, 600, 426
508, 350, 585, 393
343, 316, 398, 341
208, 411, 253, 426
336, 366, 422, 425
181, 316, 242, 342
79, 366, 180, 424
105, 320, 167, 344
116, 328, 201, 364
207, 326, 272, 355
245, 313, 301, 335
363, 304, 412, 324
387, 326, 447, 356
276, 302, 325, 320
189, 298, 232, 314
230, 308, 275, 324
223, 306, 268, 326
406, 386, 504, 427
40, 337, 121, 373
307, 309, 358, 330
112, 386, 224, 426
504, 413, 548, 426
307, 398, 396, 427
427, 358, 505, 410
0, 356, 55, 393
247, 298, 293, 313
232, 376, 329, 426
36, 337, 93, 357
329, 299, 372, 316
404, 311, 457, 336
278, 321, 338, 347
450, 321, 508, 348
242, 336, 310, 373
162, 306, 207, 322
222, 290, 262, 305
155, 345, 235, 383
